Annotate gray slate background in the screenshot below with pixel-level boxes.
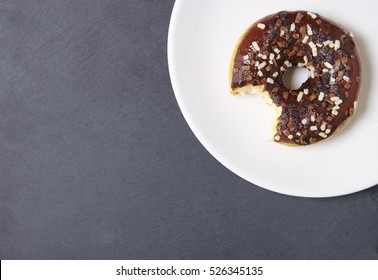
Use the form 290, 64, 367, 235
0, 0, 377, 260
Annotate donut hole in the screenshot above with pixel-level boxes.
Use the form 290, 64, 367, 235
282, 66, 310, 90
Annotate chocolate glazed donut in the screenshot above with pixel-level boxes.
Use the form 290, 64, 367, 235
231, 11, 361, 145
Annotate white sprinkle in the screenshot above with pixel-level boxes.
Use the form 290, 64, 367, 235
330, 77, 336, 83
316, 43, 323, 47
288, 135, 294, 140
321, 123, 326, 131
330, 96, 340, 102
301, 118, 308, 125
303, 55, 308, 65
267, 77, 274, 84
297, 91, 304, 102
261, 54, 267, 60
297, 63, 305, 67
307, 24, 313, 36
324, 62, 333, 69
280, 29, 285, 36
272, 72, 279, 78
311, 115, 316, 122
318, 92, 324, 101
335, 99, 343, 105
258, 70, 263, 77
329, 42, 335, 48
269, 60, 273, 65
325, 129, 331, 134
284, 60, 292, 67
243, 55, 249, 60
312, 48, 318, 57
349, 31, 354, 37
309, 66, 315, 78
343, 75, 350, 82
290, 23, 296, 32
307, 11, 317, 19
302, 35, 309, 44
258, 61, 267, 70
276, 54, 281, 60
252, 41, 260, 51
255, 61, 260, 67
323, 40, 331, 46
257, 23, 266, 30
309, 42, 317, 57
274, 135, 281, 141
333, 105, 340, 111
304, 89, 309, 95
296, 132, 301, 137
274, 48, 280, 54
280, 66, 286, 72
332, 110, 339, 116
322, 68, 329, 73
257, 53, 263, 58
319, 132, 328, 138
335, 40, 340, 51
269, 53, 275, 61
310, 126, 317, 131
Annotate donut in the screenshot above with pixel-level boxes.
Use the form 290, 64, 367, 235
230, 11, 361, 145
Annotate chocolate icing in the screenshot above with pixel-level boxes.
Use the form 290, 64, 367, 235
231, 11, 361, 145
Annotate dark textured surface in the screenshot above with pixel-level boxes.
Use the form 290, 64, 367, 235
0, 0, 377, 260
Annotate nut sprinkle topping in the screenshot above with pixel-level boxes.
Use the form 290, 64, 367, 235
231, 11, 361, 145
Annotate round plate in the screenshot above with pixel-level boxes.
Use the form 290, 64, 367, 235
168, 0, 378, 197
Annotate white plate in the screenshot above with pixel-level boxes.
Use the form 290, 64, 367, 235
168, 0, 378, 197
